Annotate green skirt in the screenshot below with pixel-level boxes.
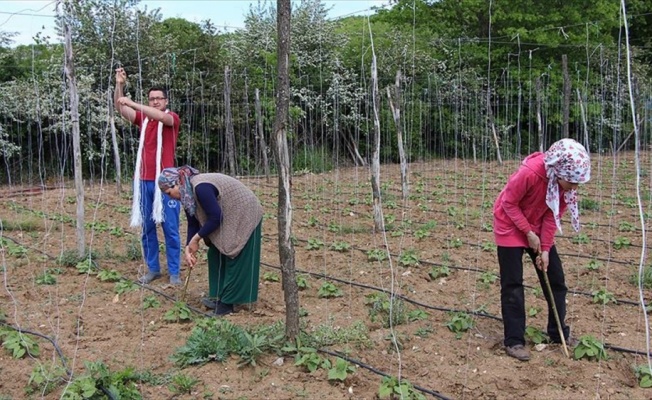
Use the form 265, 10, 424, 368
206, 221, 261, 304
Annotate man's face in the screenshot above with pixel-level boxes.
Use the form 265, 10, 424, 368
148, 90, 168, 111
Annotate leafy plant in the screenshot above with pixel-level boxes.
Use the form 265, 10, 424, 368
168, 373, 199, 395
327, 357, 356, 381
413, 228, 430, 240
634, 365, 652, 388
571, 233, 590, 245
330, 241, 350, 252
579, 198, 600, 211
445, 312, 473, 339
378, 376, 426, 400
294, 347, 330, 373
27, 363, 66, 395
527, 306, 541, 317
478, 271, 498, 287
592, 288, 617, 305
619, 221, 635, 232
573, 335, 608, 361
164, 301, 193, 323
318, 282, 343, 298
97, 269, 121, 282
481, 241, 497, 252
296, 274, 310, 290
448, 238, 463, 248
367, 248, 388, 262
115, 280, 138, 294
429, 265, 451, 279
525, 326, 547, 344
262, 272, 280, 282
398, 249, 420, 267
35, 270, 57, 285
613, 236, 631, 250
306, 238, 324, 250
630, 265, 652, 289
0, 329, 40, 358
61, 361, 140, 400
365, 293, 408, 328
75, 258, 96, 275
142, 295, 160, 309
586, 260, 602, 271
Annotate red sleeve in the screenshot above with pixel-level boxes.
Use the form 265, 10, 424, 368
170, 111, 180, 130
133, 111, 144, 127
500, 168, 534, 235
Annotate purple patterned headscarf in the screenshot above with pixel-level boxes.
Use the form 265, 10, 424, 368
158, 166, 200, 216
543, 139, 591, 233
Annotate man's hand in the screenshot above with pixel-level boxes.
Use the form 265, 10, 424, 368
116, 96, 136, 109
527, 231, 541, 254
115, 67, 127, 85
535, 251, 549, 272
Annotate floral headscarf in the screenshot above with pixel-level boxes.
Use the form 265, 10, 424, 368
158, 165, 200, 216
543, 139, 591, 233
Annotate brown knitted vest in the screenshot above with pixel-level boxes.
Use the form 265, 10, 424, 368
190, 174, 263, 258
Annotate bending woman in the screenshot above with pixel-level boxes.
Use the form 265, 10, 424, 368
158, 166, 263, 316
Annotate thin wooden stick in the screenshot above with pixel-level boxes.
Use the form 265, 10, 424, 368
181, 268, 193, 303
538, 254, 570, 358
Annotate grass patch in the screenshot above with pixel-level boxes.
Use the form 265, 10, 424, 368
0, 215, 44, 232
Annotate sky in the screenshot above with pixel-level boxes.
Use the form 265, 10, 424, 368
0, 0, 390, 47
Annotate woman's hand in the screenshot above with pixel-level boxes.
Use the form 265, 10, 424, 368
184, 235, 201, 268
535, 251, 550, 272
527, 231, 541, 254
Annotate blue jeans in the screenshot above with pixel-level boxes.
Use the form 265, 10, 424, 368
139, 180, 180, 276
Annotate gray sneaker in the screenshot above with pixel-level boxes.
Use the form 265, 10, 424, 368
201, 298, 219, 309
169, 275, 182, 285
505, 344, 530, 361
138, 272, 161, 284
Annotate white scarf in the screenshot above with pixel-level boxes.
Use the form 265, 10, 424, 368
130, 110, 168, 227
543, 139, 591, 233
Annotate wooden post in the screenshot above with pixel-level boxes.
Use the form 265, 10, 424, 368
224, 65, 237, 175
63, 3, 86, 257
387, 70, 408, 200
562, 54, 570, 138
108, 90, 122, 193
255, 89, 271, 182
275, 0, 299, 340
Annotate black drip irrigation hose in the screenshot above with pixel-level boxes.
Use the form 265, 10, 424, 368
319, 348, 454, 400
259, 261, 652, 358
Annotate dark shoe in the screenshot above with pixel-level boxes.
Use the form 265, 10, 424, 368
213, 302, 233, 316
138, 272, 161, 284
505, 344, 530, 361
201, 298, 219, 310
550, 336, 579, 347
169, 275, 182, 285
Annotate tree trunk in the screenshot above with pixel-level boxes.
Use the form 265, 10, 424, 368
108, 90, 122, 193
63, 9, 85, 257
576, 88, 590, 152
387, 70, 408, 200
275, 0, 299, 340
255, 89, 271, 182
562, 54, 570, 138
370, 48, 383, 233
224, 65, 237, 175
486, 94, 503, 165
536, 77, 544, 152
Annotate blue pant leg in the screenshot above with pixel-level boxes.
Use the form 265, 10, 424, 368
140, 181, 160, 273
161, 194, 181, 276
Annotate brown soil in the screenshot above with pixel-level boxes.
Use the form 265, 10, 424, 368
1, 152, 651, 399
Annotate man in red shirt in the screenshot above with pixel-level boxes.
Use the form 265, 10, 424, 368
114, 67, 181, 285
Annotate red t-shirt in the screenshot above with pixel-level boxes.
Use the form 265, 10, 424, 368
134, 110, 180, 180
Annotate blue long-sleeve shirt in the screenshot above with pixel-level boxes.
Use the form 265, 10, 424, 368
186, 183, 223, 245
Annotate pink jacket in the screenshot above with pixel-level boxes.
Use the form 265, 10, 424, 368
493, 152, 567, 251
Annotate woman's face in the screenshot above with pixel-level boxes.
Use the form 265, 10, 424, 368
163, 185, 181, 200
558, 179, 579, 191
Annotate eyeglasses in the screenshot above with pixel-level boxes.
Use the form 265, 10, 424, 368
148, 96, 167, 101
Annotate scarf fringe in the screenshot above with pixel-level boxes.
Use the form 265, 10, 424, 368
130, 111, 168, 227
